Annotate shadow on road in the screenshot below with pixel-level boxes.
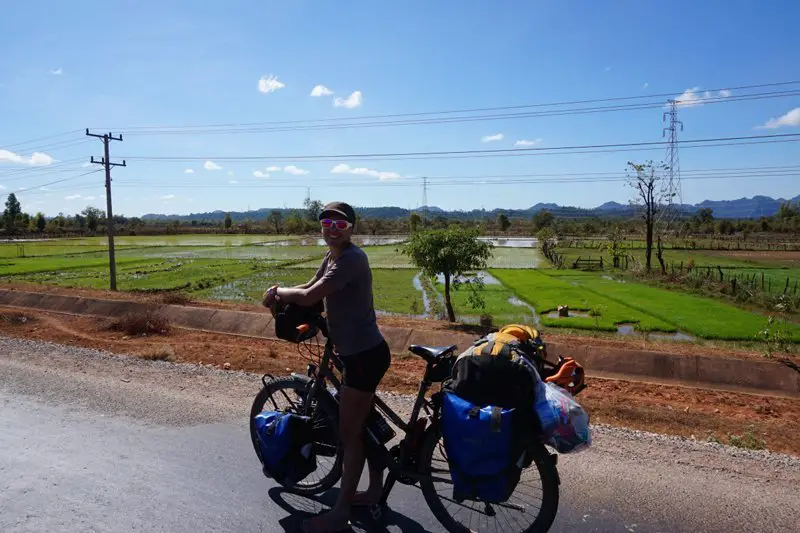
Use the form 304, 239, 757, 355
268, 487, 435, 532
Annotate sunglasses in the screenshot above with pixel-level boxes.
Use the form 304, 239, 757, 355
320, 218, 353, 230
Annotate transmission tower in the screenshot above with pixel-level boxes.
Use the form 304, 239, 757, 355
421, 176, 429, 222
662, 99, 684, 224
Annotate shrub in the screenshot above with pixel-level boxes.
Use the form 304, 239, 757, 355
160, 291, 193, 306
138, 344, 176, 361
110, 308, 171, 336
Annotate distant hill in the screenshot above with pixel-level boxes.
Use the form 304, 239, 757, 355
141, 194, 799, 222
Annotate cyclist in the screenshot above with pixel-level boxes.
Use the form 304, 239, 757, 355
262, 201, 391, 533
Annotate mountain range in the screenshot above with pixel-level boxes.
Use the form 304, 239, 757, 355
142, 194, 800, 222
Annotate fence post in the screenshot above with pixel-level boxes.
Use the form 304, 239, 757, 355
761, 272, 765, 290
785, 277, 790, 294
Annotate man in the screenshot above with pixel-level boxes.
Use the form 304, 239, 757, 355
262, 201, 391, 533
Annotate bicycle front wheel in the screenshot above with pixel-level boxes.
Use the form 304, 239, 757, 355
249, 375, 343, 495
419, 427, 560, 533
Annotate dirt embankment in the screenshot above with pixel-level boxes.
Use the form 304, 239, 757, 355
1, 305, 799, 456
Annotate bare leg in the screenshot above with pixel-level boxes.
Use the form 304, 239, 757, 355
303, 385, 374, 532
352, 457, 384, 505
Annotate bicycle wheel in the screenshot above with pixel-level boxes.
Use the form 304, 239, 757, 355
249, 376, 343, 495
419, 427, 560, 533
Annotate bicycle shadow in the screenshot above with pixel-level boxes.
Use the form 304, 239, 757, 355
267, 486, 435, 532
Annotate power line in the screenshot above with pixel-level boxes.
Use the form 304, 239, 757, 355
0, 129, 84, 150
111, 89, 800, 136
113, 171, 800, 190
106, 80, 800, 132
120, 132, 800, 163
12, 169, 103, 194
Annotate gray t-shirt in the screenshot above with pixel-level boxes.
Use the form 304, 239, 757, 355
314, 244, 384, 356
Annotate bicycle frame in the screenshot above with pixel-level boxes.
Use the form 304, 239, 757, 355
299, 338, 450, 498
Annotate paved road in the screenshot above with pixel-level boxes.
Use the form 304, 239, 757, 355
1, 337, 798, 533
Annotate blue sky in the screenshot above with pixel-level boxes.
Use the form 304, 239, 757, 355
1, 0, 798, 217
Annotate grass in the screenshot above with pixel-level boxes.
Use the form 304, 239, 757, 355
491, 269, 675, 332
545, 270, 800, 341
430, 273, 536, 324
137, 344, 177, 361
372, 269, 424, 315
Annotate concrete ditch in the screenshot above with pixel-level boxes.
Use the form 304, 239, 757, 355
0, 288, 797, 398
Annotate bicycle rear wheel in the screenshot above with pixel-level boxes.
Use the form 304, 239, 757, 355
419, 427, 560, 533
249, 376, 343, 495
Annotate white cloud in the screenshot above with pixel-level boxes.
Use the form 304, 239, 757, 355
38, 187, 51, 191
757, 107, 800, 129
184, 169, 195, 174
266, 165, 282, 172
50, 68, 63, 75
643, 82, 649, 89
161, 194, 175, 200
514, 139, 542, 147
330, 163, 401, 181
204, 160, 221, 170
227, 170, 235, 176
65, 194, 81, 200
229, 180, 238, 184
284, 165, 309, 175
0, 149, 55, 166
84, 196, 96, 200
253, 170, 270, 178
333, 91, 362, 109
258, 74, 286, 94
481, 133, 504, 143
82, 162, 92, 168
311, 85, 334, 97
674, 87, 732, 108
0, 185, 6, 190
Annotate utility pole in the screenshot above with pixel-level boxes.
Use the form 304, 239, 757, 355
86, 129, 126, 291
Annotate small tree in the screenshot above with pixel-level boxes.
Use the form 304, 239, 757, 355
267, 210, 283, 234
3, 193, 22, 235
403, 228, 493, 322
532, 210, 554, 231
409, 212, 422, 233
303, 197, 323, 222
35, 212, 46, 232
606, 224, 625, 268
626, 160, 670, 272
82, 206, 103, 233
497, 213, 511, 232
224, 213, 232, 230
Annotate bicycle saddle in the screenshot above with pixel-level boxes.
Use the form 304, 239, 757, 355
409, 344, 458, 363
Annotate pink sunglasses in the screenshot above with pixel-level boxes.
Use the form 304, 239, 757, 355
320, 218, 353, 230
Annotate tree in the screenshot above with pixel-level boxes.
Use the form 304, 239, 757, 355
82, 206, 104, 233
532, 210, 554, 231
409, 212, 422, 233
224, 213, 232, 230
267, 210, 283, 234
696, 207, 714, 225
605, 224, 625, 268
3, 193, 22, 235
303, 197, 323, 222
497, 213, 511, 232
35, 212, 46, 232
363, 217, 385, 235
402, 228, 493, 322
626, 160, 670, 272
284, 210, 305, 234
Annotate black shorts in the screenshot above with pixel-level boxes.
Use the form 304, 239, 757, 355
341, 340, 391, 393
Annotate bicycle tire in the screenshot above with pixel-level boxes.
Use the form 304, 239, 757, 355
419, 427, 560, 533
249, 375, 343, 495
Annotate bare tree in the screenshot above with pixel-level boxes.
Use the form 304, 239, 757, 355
626, 160, 671, 273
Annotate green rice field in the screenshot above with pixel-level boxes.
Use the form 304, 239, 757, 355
1, 235, 796, 342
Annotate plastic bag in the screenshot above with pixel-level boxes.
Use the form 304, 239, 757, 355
534, 380, 591, 454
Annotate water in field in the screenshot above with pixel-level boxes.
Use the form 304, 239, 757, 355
616, 323, 694, 341
480, 237, 538, 248
434, 271, 502, 285
507, 296, 541, 326
412, 273, 433, 316
258, 236, 406, 247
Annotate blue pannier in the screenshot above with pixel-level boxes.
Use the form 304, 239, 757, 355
440, 392, 526, 503
253, 411, 317, 486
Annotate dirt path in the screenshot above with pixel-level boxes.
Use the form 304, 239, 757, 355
2, 305, 799, 455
